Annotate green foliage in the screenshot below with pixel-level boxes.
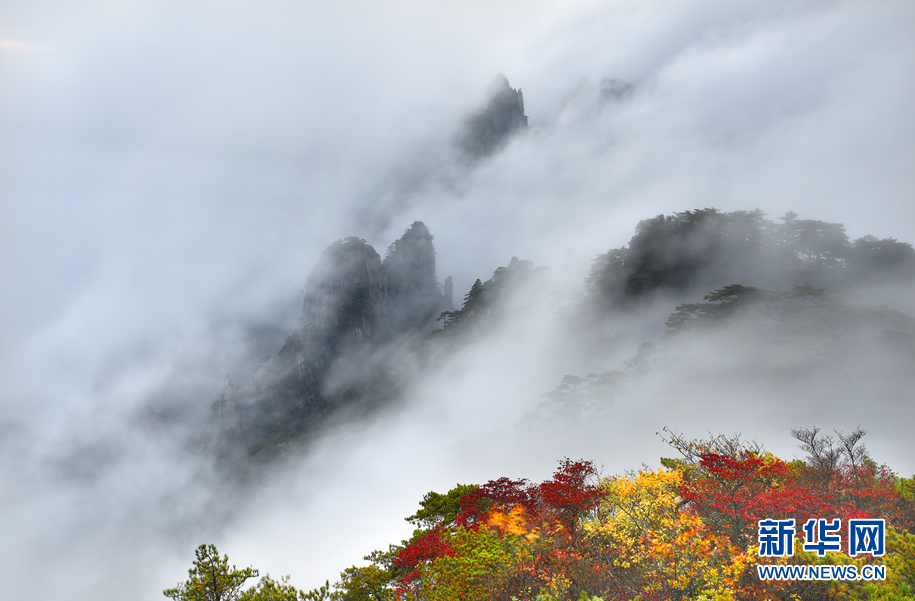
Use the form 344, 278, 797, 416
333, 564, 395, 601
897, 476, 915, 502
165, 547, 338, 601
406, 484, 481, 530
431, 258, 545, 342
164, 544, 259, 601
238, 575, 304, 601
300, 581, 332, 601
417, 525, 532, 601
587, 208, 915, 312
832, 528, 915, 601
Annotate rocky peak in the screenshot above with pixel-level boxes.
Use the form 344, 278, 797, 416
383, 221, 438, 297
301, 224, 450, 349
301, 237, 387, 342
381, 221, 447, 336
458, 74, 529, 158
599, 78, 634, 103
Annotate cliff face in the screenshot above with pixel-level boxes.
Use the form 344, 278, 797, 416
302, 237, 389, 346
212, 222, 449, 465
382, 221, 446, 334
383, 221, 437, 297
301, 221, 446, 346
458, 74, 529, 158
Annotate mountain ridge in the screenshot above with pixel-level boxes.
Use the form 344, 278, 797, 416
195, 207, 915, 478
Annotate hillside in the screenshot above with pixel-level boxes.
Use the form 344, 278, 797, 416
198, 208, 915, 479
166, 429, 915, 601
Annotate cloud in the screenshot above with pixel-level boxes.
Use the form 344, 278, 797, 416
0, 39, 51, 52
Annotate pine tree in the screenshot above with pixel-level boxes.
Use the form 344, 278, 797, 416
164, 545, 259, 601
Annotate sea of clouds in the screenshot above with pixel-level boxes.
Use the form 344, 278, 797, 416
2, 0, 914, 598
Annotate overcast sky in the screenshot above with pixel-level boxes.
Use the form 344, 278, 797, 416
2, 0, 915, 598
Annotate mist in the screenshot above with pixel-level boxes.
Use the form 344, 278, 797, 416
2, 0, 915, 598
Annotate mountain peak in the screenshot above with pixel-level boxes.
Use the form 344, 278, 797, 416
458, 75, 529, 158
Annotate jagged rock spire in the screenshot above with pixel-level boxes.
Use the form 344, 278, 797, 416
383, 221, 438, 297
301, 237, 387, 342
458, 74, 529, 158
301, 223, 449, 348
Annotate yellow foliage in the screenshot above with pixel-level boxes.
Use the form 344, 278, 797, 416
485, 505, 541, 542
584, 468, 752, 600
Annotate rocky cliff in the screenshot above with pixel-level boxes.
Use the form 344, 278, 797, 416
301, 221, 446, 347
210, 222, 450, 468
458, 74, 529, 158
302, 237, 388, 349
382, 221, 447, 335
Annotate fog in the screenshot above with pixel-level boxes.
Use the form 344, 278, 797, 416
2, 0, 915, 598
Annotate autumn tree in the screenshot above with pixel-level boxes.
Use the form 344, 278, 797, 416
584, 468, 751, 600
537, 458, 604, 539
661, 430, 831, 548
405, 484, 480, 530
393, 459, 608, 600
172, 435, 914, 601
792, 426, 903, 526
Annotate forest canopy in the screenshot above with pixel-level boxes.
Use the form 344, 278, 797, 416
166, 429, 915, 601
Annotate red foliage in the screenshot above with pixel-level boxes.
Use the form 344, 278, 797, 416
394, 459, 607, 598
455, 477, 533, 529
831, 463, 902, 523
678, 451, 905, 548
389, 438, 910, 601
684, 453, 831, 518
393, 526, 454, 591
537, 459, 604, 535
452, 459, 604, 533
